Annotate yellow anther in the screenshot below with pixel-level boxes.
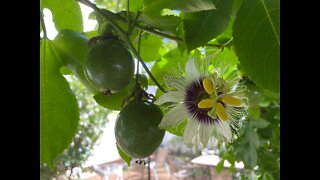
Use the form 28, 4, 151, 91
222, 96, 242, 107
203, 78, 214, 95
198, 99, 215, 109
216, 103, 228, 121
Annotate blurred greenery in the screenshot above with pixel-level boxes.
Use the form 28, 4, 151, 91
40, 75, 110, 179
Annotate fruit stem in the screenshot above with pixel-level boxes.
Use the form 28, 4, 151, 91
129, 42, 167, 93
77, 0, 167, 93
147, 157, 151, 180
40, 9, 47, 38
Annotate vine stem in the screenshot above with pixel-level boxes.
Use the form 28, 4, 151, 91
40, 9, 47, 38
99, 9, 233, 48
136, 30, 143, 85
127, 0, 130, 36
77, 0, 227, 48
147, 157, 150, 180
77, 0, 166, 93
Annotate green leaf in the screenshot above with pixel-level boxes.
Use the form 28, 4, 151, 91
150, 48, 188, 86
270, 125, 280, 150
261, 172, 275, 180
257, 126, 272, 139
136, 74, 149, 89
223, 152, 235, 165
248, 106, 260, 119
155, 87, 165, 98
216, 159, 224, 173
207, 47, 239, 68
60, 66, 73, 75
40, 22, 42, 33
40, 39, 80, 169
244, 79, 264, 107
253, 118, 270, 129
143, 0, 216, 13
165, 120, 187, 136
52, 30, 99, 94
233, 0, 280, 93
243, 144, 258, 169
183, 0, 233, 51
40, 0, 83, 32
116, 143, 132, 166
120, 11, 182, 33
134, 34, 162, 62
53, 30, 88, 65
124, 0, 143, 12
247, 127, 259, 148
84, 30, 99, 38
93, 80, 135, 111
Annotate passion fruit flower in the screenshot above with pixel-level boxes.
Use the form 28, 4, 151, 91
155, 58, 248, 148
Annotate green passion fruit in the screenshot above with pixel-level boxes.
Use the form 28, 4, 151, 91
115, 101, 165, 158
84, 40, 134, 93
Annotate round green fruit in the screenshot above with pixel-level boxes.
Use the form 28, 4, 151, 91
115, 101, 165, 158
84, 40, 134, 92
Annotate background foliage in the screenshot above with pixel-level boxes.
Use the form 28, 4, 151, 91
40, 0, 280, 179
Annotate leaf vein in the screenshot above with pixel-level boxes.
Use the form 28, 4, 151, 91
260, 0, 280, 45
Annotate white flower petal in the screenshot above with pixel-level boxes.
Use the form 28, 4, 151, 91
159, 103, 190, 129
183, 118, 199, 147
199, 124, 212, 148
154, 91, 184, 105
216, 120, 232, 142
185, 59, 201, 84
164, 74, 187, 91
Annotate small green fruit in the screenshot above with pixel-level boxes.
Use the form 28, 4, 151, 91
84, 40, 135, 93
115, 101, 165, 158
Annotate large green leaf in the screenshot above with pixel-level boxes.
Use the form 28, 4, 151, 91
124, 0, 143, 12
133, 34, 162, 62
138, 14, 182, 33
183, 0, 233, 51
243, 144, 258, 168
40, 39, 80, 169
165, 120, 187, 136
216, 159, 225, 173
40, 0, 83, 32
119, 11, 182, 33
233, 0, 280, 93
143, 0, 215, 13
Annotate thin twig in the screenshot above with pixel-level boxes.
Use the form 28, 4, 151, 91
127, 0, 130, 35
136, 30, 143, 85
147, 157, 151, 180
40, 9, 47, 38
128, 11, 141, 36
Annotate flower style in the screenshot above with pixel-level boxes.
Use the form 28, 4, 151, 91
155, 58, 247, 148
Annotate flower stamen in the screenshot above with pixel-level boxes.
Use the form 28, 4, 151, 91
222, 96, 242, 107
198, 99, 215, 109
216, 102, 228, 121
203, 78, 215, 95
